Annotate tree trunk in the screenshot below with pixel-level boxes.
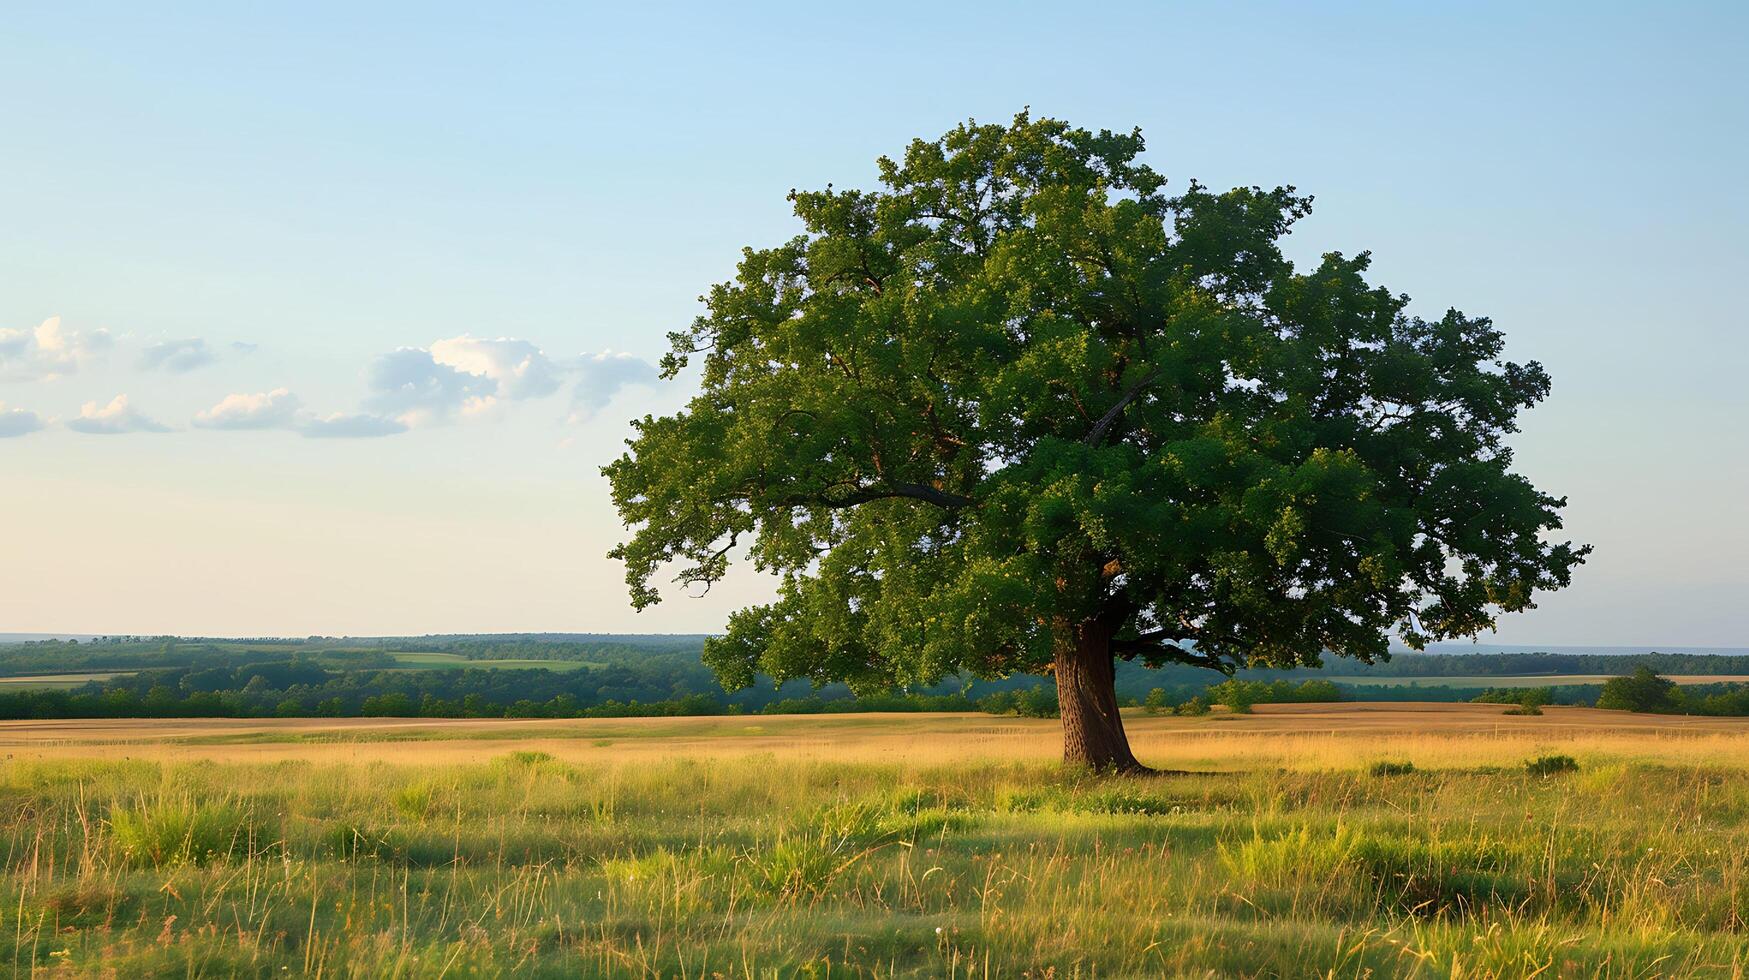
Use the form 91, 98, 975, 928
1054, 620, 1147, 772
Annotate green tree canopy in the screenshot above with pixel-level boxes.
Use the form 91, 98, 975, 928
1597, 666, 1681, 713
606, 111, 1587, 769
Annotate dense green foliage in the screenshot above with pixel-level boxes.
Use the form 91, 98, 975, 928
1597, 666, 1684, 712
1207, 678, 1343, 710
974, 684, 1061, 718
1676, 684, 1749, 716
606, 111, 1586, 721
1136, 678, 1342, 716
1591, 668, 1749, 717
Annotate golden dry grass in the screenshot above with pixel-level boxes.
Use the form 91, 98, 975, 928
4, 704, 1749, 976
5, 702, 1748, 770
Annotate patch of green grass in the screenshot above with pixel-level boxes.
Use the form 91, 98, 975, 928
107, 799, 259, 867
391, 780, 441, 820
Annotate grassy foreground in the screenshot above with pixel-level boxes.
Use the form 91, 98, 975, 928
3, 707, 1748, 977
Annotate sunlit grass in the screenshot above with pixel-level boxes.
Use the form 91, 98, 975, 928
2, 707, 1747, 975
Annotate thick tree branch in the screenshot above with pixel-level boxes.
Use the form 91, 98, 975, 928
1111, 638, 1234, 673
1084, 368, 1161, 447
824, 481, 976, 509
767, 480, 975, 511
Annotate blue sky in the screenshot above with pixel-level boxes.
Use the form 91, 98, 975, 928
2, 1, 1744, 643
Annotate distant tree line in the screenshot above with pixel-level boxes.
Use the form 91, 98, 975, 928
0, 662, 1352, 721
6, 635, 1746, 721
1464, 670, 1749, 717
1593, 668, 1749, 716
346, 634, 712, 662
0, 641, 391, 677
1313, 651, 1749, 678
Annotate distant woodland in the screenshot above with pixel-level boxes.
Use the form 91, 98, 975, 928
3, 635, 1748, 720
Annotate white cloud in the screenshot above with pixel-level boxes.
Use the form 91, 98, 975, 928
139, 337, 216, 373
132, 336, 653, 442
430, 336, 563, 400
0, 402, 47, 438
193, 388, 302, 430
363, 336, 564, 426
191, 388, 409, 438
65, 394, 169, 434
0, 316, 112, 381
299, 412, 409, 439
568, 350, 660, 422
363, 347, 496, 426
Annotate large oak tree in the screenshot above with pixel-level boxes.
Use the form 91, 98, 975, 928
606, 112, 1588, 770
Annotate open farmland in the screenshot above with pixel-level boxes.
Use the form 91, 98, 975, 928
3, 705, 1749, 976
0, 672, 128, 691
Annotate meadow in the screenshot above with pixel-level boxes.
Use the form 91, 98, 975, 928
3, 705, 1748, 977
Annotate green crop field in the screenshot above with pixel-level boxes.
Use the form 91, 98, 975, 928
3, 705, 1748, 976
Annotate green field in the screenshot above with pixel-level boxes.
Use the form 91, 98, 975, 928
386, 652, 597, 671
0, 672, 128, 690
3, 706, 1748, 976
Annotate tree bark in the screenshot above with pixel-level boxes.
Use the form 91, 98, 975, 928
1054, 619, 1148, 772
